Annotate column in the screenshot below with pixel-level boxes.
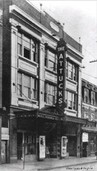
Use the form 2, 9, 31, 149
39, 42, 45, 109
77, 124, 81, 157
57, 121, 61, 158
0, 116, 1, 164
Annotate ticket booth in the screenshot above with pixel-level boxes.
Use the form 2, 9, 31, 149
61, 136, 68, 158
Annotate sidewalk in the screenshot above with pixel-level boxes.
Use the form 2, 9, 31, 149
0, 156, 97, 171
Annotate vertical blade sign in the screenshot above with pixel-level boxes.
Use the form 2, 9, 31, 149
57, 38, 66, 110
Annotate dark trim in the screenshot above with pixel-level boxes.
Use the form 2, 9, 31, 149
64, 115, 87, 124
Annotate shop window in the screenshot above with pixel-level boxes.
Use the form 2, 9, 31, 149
44, 82, 57, 105
25, 135, 36, 155
45, 48, 57, 72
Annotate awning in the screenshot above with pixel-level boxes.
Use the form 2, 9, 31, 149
64, 115, 86, 124
82, 126, 97, 133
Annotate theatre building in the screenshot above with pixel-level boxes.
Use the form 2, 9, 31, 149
81, 79, 97, 157
0, 0, 86, 163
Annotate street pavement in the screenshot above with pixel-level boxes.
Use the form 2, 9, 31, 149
0, 156, 97, 171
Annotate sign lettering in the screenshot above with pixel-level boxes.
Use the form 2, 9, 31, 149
57, 38, 66, 110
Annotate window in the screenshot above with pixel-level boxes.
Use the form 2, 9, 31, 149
65, 91, 77, 110
32, 78, 38, 99
84, 88, 89, 103
18, 33, 22, 56
24, 48, 30, 59
17, 73, 22, 97
44, 82, 57, 105
24, 75, 31, 99
91, 91, 95, 105
45, 48, 57, 72
17, 72, 38, 100
17, 32, 39, 63
31, 41, 38, 63
66, 60, 77, 81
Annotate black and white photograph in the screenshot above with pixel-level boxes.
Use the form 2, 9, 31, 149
0, 0, 97, 170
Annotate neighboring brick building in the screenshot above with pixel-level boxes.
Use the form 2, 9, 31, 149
0, 0, 91, 163
81, 79, 97, 157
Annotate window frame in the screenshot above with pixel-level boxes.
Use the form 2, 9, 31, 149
17, 72, 38, 101
45, 46, 57, 72
84, 88, 89, 103
65, 90, 77, 110
17, 32, 39, 63
44, 82, 57, 105
66, 60, 78, 82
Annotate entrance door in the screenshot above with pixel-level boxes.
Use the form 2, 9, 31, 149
17, 133, 22, 160
1, 141, 7, 164
83, 142, 88, 157
67, 136, 77, 156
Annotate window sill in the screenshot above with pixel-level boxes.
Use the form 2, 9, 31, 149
65, 108, 77, 113
66, 77, 77, 84
44, 102, 55, 107
18, 96, 38, 104
45, 67, 57, 75
18, 55, 38, 67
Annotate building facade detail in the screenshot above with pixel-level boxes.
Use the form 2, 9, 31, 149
0, 0, 96, 164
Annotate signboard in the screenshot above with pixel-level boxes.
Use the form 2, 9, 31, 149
61, 136, 68, 157
82, 133, 88, 142
39, 136, 45, 159
57, 38, 66, 110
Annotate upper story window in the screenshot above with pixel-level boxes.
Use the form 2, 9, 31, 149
17, 32, 39, 63
91, 91, 95, 106
66, 60, 78, 81
45, 47, 57, 72
84, 88, 89, 103
17, 72, 38, 101
65, 90, 77, 110
44, 82, 57, 105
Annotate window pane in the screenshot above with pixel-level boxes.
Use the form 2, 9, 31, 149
46, 49, 57, 72
18, 33, 22, 44
23, 35, 30, 48
24, 48, 30, 59
17, 73, 22, 96
31, 41, 38, 63
18, 43, 22, 56
24, 75, 31, 99
45, 83, 57, 105
68, 62, 73, 79
32, 78, 38, 100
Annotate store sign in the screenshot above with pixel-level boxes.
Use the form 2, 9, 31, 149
39, 136, 45, 159
82, 133, 88, 142
57, 38, 66, 109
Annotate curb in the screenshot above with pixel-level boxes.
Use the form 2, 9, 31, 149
37, 159, 97, 170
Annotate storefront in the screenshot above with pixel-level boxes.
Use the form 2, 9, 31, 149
15, 107, 63, 161
82, 123, 97, 157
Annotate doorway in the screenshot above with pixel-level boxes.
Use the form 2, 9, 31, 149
83, 142, 88, 157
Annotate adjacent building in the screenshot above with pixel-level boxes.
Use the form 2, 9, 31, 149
0, 0, 96, 164
81, 78, 97, 157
